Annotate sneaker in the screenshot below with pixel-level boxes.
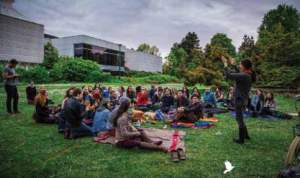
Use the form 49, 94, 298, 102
171, 151, 180, 162
177, 149, 186, 160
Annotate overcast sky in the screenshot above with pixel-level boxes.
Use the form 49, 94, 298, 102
13, 0, 300, 57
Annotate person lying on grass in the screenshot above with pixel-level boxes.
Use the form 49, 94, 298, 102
113, 97, 168, 152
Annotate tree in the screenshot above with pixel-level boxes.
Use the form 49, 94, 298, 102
237, 35, 255, 61
43, 42, 59, 69
255, 4, 300, 87
178, 32, 200, 56
136, 43, 161, 56
210, 33, 236, 57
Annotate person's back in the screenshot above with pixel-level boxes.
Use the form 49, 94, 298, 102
64, 97, 83, 127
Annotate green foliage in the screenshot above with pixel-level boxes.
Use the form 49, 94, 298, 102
237, 35, 256, 62
43, 42, 59, 69
255, 4, 300, 88
210, 33, 236, 57
136, 43, 160, 56
22, 66, 49, 83
177, 32, 200, 56
50, 57, 102, 82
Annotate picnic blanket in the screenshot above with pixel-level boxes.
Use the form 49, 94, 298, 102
171, 121, 215, 129
94, 128, 186, 151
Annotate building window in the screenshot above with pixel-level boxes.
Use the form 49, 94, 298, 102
74, 43, 124, 66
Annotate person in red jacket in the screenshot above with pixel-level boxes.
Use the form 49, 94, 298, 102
135, 87, 151, 111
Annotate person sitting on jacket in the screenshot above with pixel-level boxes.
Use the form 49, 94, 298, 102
175, 90, 189, 108
26, 81, 37, 105
203, 88, 217, 108
175, 94, 204, 123
33, 87, 57, 123
161, 88, 175, 113
113, 97, 167, 152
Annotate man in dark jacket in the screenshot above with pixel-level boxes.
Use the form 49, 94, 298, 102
176, 94, 204, 123
64, 88, 92, 139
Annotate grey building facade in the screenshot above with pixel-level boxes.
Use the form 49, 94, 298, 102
52, 35, 162, 72
0, 0, 44, 64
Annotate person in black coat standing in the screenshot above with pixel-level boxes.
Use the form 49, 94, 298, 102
221, 56, 256, 144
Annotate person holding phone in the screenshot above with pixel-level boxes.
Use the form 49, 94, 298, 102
221, 56, 256, 144
2, 59, 20, 115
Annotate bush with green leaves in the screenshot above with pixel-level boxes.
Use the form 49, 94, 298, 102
50, 57, 105, 82
22, 66, 49, 83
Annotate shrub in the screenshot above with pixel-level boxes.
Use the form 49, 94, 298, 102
50, 57, 110, 82
22, 66, 49, 83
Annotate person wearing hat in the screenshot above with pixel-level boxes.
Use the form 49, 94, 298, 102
2, 59, 20, 115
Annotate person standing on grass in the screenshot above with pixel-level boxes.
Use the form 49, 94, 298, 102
2, 59, 20, 115
221, 56, 256, 144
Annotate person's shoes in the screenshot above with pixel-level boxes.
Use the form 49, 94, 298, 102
233, 128, 245, 144
171, 151, 180, 162
14, 111, 21, 114
233, 138, 244, 144
177, 149, 186, 160
64, 129, 70, 139
8, 112, 16, 116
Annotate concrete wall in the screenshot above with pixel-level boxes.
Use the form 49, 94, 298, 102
125, 49, 162, 72
0, 14, 44, 63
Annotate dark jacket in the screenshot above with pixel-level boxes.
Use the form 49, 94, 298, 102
64, 97, 86, 127
224, 67, 252, 105
35, 99, 51, 119
184, 101, 204, 119
175, 96, 189, 107
26, 86, 37, 101
161, 95, 174, 107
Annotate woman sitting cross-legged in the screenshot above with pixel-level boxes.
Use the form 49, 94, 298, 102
113, 97, 168, 152
33, 87, 58, 124
175, 94, 204, 123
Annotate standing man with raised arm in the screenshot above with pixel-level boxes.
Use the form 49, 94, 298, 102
221, 56, 256, 144
2, 59, 20, 115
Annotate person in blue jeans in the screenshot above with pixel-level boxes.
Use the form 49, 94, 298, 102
203, 88, 217, 108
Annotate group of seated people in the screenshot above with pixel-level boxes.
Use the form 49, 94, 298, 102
248, 89, 292, 119
29, 83, 291, 151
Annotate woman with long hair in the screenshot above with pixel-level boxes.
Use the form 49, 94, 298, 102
33, 87, 57, 123
222, 56, 256, 144
113, 97, 167, 152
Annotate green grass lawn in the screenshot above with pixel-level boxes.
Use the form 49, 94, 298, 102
0, 83, 299, 178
